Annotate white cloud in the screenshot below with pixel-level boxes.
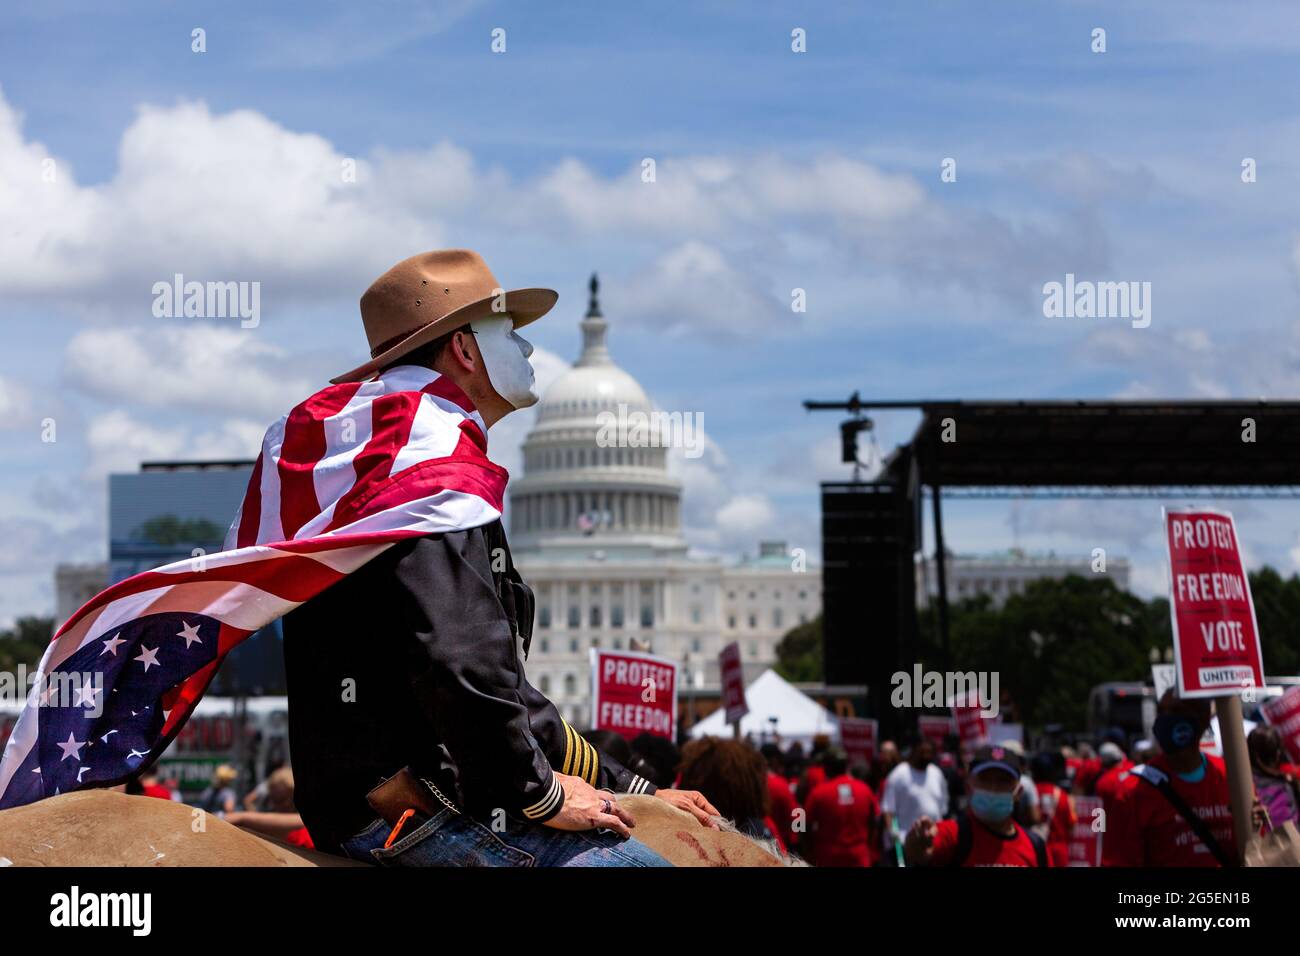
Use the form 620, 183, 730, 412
667, 430, 798, 556
0, 94, 430, 309
83, 410, 263, 480
715, 493, 777, 538
65, 324, 318, 421
619, 241, 789, 337
1082, 320, 1300, 400
1012, 152, 1158, 205
0, 87, 1104, 333
526, 153, 924, 239
0, 374, 32, 427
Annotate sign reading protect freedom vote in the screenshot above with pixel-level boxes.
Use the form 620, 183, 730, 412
1164, 507, 1266, 699
589, 648, 678, 741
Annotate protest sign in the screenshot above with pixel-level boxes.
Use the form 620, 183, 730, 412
590, 648, 678, 740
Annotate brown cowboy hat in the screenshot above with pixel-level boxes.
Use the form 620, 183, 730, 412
331, 248, 557, 384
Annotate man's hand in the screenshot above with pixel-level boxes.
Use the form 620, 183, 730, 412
904, 815, 937, 866
654, 789, 722, 829
543, 773, 637, 837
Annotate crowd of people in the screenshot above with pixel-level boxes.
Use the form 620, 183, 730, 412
735, 690, 1300, 867
117, 688, 1300, 867
123, 763, 317, 849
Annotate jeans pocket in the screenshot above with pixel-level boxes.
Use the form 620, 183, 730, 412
369, 811, 536, 867
338, 818, 388, 864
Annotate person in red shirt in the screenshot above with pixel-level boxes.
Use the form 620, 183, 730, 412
805, 747, 880, 866
1064, 750, 1082, 788
905, 745, 1048, 867
797, 735, 832, 806
1073, 760, 1102, 795
137, 770, 174, 801
1107, 693, 1239, 867
1030, 751, 1076, 867
1093, 742, 1138, 865
761, 743, 799, 850
1094, 744, 1134, 801
225, 809, 318, 849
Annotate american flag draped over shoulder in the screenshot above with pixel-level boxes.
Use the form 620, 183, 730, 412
0, 365, 506, 809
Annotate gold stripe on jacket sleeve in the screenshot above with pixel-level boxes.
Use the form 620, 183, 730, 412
574, 726, 590, 781
561, 720, 577, 776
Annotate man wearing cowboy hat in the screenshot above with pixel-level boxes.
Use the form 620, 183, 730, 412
276, 249, 718, 866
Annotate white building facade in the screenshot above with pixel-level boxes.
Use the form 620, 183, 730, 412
510, 278, 821, 727
915, 548, 1131, 608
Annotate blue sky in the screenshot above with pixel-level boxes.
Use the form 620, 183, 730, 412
4, 0, 1300, 624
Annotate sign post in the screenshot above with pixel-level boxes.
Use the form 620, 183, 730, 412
1163, 507, 1265, 860
719, 642, 748, 740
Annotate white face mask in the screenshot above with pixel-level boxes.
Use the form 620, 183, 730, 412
470, 315, 538, 409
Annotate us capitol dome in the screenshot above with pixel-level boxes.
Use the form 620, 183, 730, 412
508, 275, 821, 728
510, 275, 686, 558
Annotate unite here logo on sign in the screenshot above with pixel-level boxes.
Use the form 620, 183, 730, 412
589, 648, 678, 740
1163, 507, 1266, 699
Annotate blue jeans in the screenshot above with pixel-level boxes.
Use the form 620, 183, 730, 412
339, 809, 673, 867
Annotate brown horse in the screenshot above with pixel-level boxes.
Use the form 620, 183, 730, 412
0, 791, 790, 867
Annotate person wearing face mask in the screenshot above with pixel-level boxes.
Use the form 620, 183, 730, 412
272, 250, 718, 866
903, 745, 1048, 867
1107, 690, 1248, 867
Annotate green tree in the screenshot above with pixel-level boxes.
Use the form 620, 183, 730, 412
1246, 567, 1300, 677
135, 515, 224, 546
919, 575, 1167, 729
775, 613, 823, 682
0, 616, 54, 671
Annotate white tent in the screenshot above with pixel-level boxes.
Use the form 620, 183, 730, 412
688, 669, 840, 746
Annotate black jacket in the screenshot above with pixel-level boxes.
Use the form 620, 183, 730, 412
281, 519, 654, 853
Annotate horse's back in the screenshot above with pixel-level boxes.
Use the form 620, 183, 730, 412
0, 790, 356, 867
616, 794, 786, 867
0, 790, 787, 867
